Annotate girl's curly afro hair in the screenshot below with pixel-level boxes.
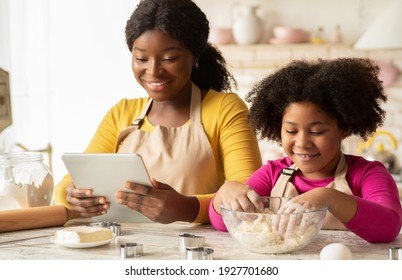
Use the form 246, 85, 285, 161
245, 58, 386, 143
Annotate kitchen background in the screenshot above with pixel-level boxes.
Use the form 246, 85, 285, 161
0, 0, 401, 183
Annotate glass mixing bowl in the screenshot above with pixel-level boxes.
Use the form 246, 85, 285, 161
221, 197, 327, 254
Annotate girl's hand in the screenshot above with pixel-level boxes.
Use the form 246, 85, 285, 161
289, 188, 357, 223
213, 181, 263, 214
65, 184, 110, 218
273, 188, 356, 237
286, 188, 329, 211
273, 188, 329, 237
274, 199, 311, 238
116, 179, 199, 224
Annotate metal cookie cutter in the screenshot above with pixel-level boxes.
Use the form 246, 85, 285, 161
87, 221, 122, 236
105, 222, 122, 236
178, 233, 205, 253
120, 243, 143, 259
186, 247, 214, 260
388, 247, 402, 260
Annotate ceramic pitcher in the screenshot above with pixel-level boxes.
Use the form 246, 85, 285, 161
232, 4, 263, 45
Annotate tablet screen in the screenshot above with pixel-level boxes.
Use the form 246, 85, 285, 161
61, 153, 153, 223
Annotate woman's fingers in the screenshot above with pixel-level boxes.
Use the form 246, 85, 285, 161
66, 184, 92, 198
67, 196, 109, 217
117, 180, 195, 224
124, 180, 153, 194
67, 194, 108, 208
66, 184, 109, 217
68, 204, 108, 217
116, 185, 165, 219
116, 191, 150, 209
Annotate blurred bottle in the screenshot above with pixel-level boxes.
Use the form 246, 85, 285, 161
331, 25, 342, 44
310, 26, 326, 44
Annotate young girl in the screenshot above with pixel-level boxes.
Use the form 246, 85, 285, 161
209, 58, 402, 243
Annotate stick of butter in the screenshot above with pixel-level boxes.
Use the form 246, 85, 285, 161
54, 226, 113, 243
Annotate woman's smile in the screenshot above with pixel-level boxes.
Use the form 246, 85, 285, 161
142, 79, 173, 91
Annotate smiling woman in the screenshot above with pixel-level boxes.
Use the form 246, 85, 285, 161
54, 0, 262, 226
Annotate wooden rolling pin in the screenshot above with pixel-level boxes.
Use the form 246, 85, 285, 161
0, 205, 69, 233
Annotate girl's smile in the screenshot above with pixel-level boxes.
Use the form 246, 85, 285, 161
281, 102, 349, 179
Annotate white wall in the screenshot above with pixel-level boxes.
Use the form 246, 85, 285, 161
47, 0, 144, 181
0, 0, 144, 182
0, 0, 399, 182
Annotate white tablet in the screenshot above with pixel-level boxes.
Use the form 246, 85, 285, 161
61, 153, 153, 223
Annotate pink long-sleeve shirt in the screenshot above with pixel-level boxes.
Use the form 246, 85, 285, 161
209, 154, 402, 243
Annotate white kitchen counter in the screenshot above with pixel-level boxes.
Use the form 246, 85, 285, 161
0, 222, 400, 260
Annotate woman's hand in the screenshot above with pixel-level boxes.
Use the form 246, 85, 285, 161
213, 181, 263, 214
115, 179, 199, 224
65, 184, 110, 218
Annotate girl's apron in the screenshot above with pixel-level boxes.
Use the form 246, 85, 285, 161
114, 83, 218, 196
270, 154, 351, 229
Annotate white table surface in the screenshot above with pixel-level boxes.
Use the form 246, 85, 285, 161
0, 222, 400, 260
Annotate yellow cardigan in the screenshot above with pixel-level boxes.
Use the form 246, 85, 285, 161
54, 89, 262, 223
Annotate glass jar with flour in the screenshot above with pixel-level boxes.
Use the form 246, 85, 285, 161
0, 151, 54, 210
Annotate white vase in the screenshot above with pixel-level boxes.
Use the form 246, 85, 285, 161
232, 4, 263, 45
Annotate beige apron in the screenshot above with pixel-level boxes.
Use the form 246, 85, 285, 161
270, 154, 351, 230
114, 83, 218, 196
